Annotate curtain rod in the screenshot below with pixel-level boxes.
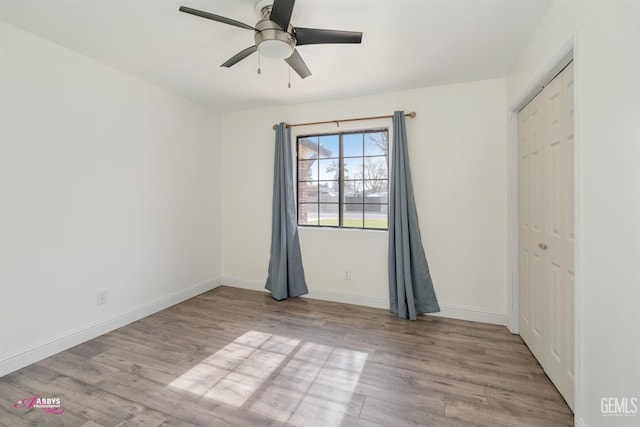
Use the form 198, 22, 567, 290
272, 111, 416, 130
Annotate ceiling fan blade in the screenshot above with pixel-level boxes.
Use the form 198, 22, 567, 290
285, 49, 311, 79
179, 6, 256, 31
270, 0, 295, 30
221, 45, 258, 68
294, 27, 363, 46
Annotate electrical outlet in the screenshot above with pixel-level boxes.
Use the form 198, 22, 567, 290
344, 269, 351, 280
97, 289, 108, 305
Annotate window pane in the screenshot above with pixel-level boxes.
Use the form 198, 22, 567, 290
343, 157, 362, 181
343, 133, 363, 157
299, 203, 318, 225
344, 181, 364, 201
364, 181, 387, 198
319, 158, 340, 181
318, 135, 339, 158
343, 204, 364, 228
298, 159, 318, 181
364, 185, 388, 203
365, 132, 389, 156
298, 181, 318, 204
364, 156, 389, 178
363, 156, 388, 181
318, 204, 339, 226
319, 181, 339, 203
365, 206, 388, 229
298, 137, 321, 160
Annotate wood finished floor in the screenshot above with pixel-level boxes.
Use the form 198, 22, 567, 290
0, 286, 573, 426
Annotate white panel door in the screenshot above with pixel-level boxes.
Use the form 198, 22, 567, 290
518, 62, 574, 410
518, 95, 546, 363
541, 62, 575, 408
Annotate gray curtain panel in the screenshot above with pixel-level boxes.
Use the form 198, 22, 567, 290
388, 111, 440, 320
265, 122, 309, 300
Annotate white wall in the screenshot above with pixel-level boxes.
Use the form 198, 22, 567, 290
506, 1, 640, 426
221, 78, 508, 324
0, 21, 222, 375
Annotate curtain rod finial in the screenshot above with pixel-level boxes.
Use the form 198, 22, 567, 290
408, 111, 416, 118
272, 124, 277, 130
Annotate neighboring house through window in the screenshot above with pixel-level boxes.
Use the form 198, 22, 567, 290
297, 129, 389, 229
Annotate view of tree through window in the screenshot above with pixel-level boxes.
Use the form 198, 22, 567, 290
297, 129, 389, 229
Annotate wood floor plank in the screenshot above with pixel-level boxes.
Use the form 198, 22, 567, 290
0, 377, 92, 426
484, 385, 572, 416
356, 362, 488, 406
36, 351, 120, 385
91, 347, 187, 385
0, 286, 572, 426
359, 396, 467, 427
444, 396, 573, 427
112, 412, 167, 427
5, 366, 149, 425
363, 353, 561, 402
351, 377, 448, 414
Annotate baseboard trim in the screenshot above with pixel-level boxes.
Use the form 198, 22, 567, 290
221, 277, 389, 308
0, 277, 222, 377
431, 304, 506, 326
221, 277, 506, 325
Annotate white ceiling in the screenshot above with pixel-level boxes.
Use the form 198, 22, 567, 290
0, 0, 553, 112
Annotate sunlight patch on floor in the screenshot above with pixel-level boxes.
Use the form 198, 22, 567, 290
168, 330, 368, 424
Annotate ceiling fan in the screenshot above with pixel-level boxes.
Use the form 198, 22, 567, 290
179, 0, 363, 79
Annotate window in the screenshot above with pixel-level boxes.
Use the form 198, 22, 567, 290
297, 129, 389, 229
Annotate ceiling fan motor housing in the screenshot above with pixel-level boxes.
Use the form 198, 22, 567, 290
254, 19, 295, 59
254, 0, 275, 19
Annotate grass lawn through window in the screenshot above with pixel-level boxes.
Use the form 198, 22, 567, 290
305, 218, 388, 229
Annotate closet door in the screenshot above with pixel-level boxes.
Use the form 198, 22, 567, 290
518, 62, 574, 410
541, 62, 575, 408
518, 95, 546, 364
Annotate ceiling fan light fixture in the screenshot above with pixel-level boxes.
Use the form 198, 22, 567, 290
254, 19, 296, 60
259, 39, 294, 59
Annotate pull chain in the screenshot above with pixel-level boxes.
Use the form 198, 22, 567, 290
257, 46, 261, 75
288, 66, 291, 88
